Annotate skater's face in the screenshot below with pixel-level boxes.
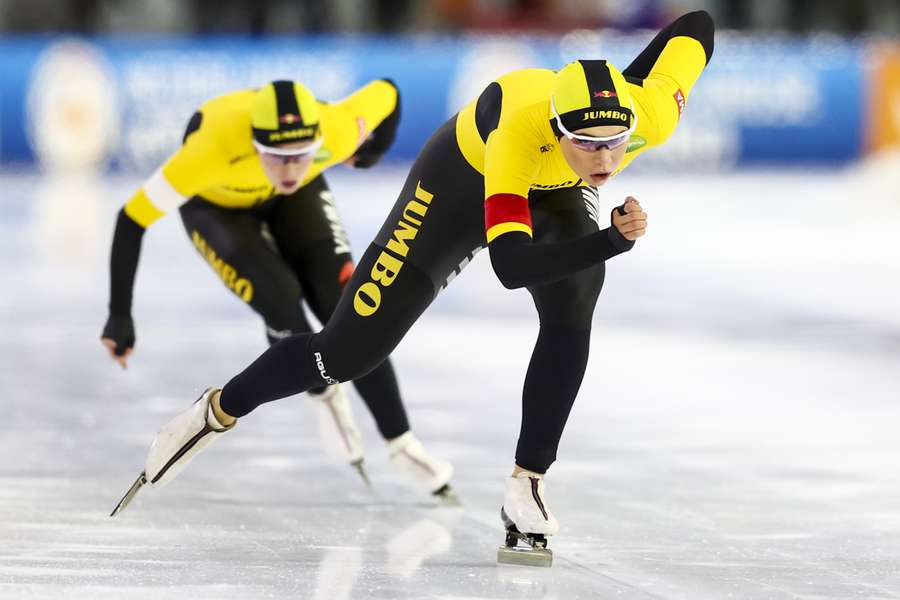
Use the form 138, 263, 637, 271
559, 125, 629, 187
256, 138, 321, 195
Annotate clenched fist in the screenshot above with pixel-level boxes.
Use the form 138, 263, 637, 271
612, 196, 647, 241
101, 314, 135, 370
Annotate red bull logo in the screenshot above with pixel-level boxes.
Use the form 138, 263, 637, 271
279, 113, 299, 124
594, 90, 617, 98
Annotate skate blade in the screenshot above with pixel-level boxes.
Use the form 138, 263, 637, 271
497, 545, 553, 567
110, 472, 147, 517
350, 459, 372, 488
432, 483, 462, 506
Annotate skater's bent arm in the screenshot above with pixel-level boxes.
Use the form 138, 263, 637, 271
351, 79, 401, 168
329, 79, 400, 167
487, 200, 634, 290
483, 129, 634, 289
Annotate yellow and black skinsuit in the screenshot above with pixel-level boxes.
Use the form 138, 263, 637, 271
103, 79, 412, 439
220, 12, 715, 473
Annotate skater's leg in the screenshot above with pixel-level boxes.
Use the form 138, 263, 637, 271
495, 188, 605, 560
515, 187, 606, 474
217, 240, 437, 418
268, 178, 410, 439
295, 237, 410, 438
140, 116, 483, 496
220, 117, 486, 421
179, 198, 316, 344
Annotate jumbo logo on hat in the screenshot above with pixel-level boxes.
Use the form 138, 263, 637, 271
251, 81, 321, 147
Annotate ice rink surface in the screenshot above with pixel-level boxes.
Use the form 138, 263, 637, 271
2, 163, 900, 599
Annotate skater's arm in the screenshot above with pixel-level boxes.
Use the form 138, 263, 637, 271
351, 79, 401, 168
622, 10, 714, 82
103, 135, 223, 365
483, 128, 639, 289
328, 79, 400, 167
101, 207, 144, 366
487, 197, 637, 290
108, 207, 146, 317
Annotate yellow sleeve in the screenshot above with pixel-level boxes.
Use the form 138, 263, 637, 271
483, 127, 540, 242
629, 35, 708, 147
122, 127, 227, 228
322, 80, 399, 163
484, 127, 540, 200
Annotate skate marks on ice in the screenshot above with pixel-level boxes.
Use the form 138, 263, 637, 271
1, 478, 632, 600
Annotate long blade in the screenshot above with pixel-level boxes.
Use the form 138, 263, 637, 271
110, 472, 147, 517
350, 459, 371, 488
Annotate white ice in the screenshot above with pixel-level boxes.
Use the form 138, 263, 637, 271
2, 162, 900, 599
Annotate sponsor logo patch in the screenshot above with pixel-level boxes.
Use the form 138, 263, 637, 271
673, 89, 686, 118
626, 135, 647, 153
353, 181, 434, 317
314, 351, 338, 385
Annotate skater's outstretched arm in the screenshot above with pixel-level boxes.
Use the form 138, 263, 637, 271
622, 10, 714, 82
101, 130, 224, 367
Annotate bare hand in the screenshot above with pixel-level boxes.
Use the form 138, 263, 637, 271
612, 196, 647, 241
101, 314, 136, 370
101, 338, 133, 370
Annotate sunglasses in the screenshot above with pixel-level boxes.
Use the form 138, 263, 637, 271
253, 137, 323, 164
551, 97, 638, 152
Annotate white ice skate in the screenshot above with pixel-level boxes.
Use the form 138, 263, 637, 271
497, 471, 559, 567
308, 385, 368, 486
387, 431, 458, 503
110, 388, 234, 516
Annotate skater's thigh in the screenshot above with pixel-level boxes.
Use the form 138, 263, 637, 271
314, 117, 486, 380
528, 186, 606, 328
179, 197, 303, 312
267, 175, 352, 265
265, 177, 356, 323
314, 240, 436, 381
372, 117, 486, 291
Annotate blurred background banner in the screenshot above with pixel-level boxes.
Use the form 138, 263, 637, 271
0, 33, 895, 172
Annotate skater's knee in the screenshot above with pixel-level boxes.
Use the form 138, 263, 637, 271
328, 350, 386, 383
313, 334, 391, 384
258, 280, 309, 342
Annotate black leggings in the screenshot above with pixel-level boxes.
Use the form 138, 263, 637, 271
220, 120, 606, 473
180, 176, 409, 439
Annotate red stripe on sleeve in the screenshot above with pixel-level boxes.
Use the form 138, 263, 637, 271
484, 193, 532, 231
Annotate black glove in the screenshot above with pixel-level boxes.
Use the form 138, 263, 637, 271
608, 203, 636, 252
102, 314, 135, 356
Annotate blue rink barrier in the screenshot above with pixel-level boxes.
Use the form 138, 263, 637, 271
0, 33, 866, 171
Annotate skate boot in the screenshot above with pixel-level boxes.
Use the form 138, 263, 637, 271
387, 432, 458, 504
110, 388, 234, 516
308, 385, 368, 486
497, 471, 559, 567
